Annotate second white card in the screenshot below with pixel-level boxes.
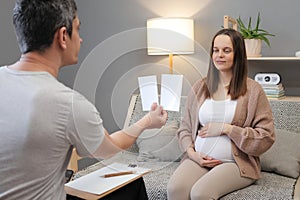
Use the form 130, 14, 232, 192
160, 74, 183, 111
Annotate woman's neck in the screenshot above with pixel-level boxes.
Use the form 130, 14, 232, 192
218, 71, 232, 88
212, 72, 232, 100
212, 86, 230, 100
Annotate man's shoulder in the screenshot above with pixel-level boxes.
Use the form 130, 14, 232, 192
35, 79, 85, 105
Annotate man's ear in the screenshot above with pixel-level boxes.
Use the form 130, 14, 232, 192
56, 27, 68, 50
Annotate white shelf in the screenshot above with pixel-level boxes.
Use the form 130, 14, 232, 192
248, 57, 300, 61
248, 57, 300, 99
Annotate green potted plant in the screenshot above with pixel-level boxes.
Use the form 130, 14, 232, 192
237, 13, 275, 57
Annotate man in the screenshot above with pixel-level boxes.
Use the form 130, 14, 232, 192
0, 0, 167, 199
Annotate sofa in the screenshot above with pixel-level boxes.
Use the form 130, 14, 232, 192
74, 94, 300, 200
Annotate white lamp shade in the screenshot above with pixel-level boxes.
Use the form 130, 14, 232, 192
147, 18, 194, 55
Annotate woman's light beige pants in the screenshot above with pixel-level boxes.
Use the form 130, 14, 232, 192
167, 159, 255, 200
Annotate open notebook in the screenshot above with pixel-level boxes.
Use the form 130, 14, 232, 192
65, 162, 150, 199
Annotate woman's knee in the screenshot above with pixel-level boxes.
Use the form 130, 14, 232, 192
190, 190, 217, 200
167, 179, 182, 196
190, 184, 217, 200
167, 178, 191, 200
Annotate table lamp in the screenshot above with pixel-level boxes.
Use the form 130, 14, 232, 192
147, 18, 194, 73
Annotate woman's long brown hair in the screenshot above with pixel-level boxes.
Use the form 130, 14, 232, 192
204, 29, 248, 100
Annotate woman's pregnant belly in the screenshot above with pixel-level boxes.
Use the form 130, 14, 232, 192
194, 135, 234, 162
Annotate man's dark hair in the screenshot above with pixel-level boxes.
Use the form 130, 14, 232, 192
13, 0, 77, 54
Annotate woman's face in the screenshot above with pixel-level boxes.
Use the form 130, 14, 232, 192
212, 34, 234, 73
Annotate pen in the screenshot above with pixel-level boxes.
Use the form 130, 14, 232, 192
102, 170, 135, 178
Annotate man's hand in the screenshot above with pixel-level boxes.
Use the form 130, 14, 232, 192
139, 103, 168, 129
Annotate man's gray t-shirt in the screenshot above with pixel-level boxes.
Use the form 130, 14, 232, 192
0, 66, 104, 199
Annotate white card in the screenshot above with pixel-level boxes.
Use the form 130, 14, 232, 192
160, 74, 183, 111
138, 76, 159, 111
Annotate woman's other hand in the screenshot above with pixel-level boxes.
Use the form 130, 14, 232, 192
187, 147, 222, 168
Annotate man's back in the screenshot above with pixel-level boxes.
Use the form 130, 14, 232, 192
0, 66, 104, 199
0, 66, 75, 199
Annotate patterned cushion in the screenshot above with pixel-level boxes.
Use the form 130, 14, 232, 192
136, 121, 183, 162
260, 129, 300, 178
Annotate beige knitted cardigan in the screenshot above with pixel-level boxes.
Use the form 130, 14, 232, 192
178, 78, 275, 180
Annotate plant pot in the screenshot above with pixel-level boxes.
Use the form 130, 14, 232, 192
244, 39, 262, 57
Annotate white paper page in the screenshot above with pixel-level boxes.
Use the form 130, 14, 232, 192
160, 74, 183, 111
65, 163, 150, 195
138, 76, 159, 111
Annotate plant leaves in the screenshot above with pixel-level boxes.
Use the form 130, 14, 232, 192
236, 13, 274, 47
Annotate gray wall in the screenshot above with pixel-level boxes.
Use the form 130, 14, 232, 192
1, 0, 300, 132
0, 1, 20, 64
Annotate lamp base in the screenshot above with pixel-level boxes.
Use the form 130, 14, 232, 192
169, 54, 173, 74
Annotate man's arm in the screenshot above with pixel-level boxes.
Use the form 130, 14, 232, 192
92, 103, 167, 159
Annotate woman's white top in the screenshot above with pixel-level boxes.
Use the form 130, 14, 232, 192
194, 98, 237, 162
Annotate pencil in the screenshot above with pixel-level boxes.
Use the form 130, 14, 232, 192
102, 170, 135, 178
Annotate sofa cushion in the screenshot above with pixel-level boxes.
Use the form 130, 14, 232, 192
136, 121, 183, 162
260, 128, 300, 178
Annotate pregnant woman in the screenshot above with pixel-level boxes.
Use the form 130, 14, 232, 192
167, 29, 275, 200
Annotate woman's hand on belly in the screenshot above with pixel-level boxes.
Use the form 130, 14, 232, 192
187, 147, 222, 168
198, 122, 232, 137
